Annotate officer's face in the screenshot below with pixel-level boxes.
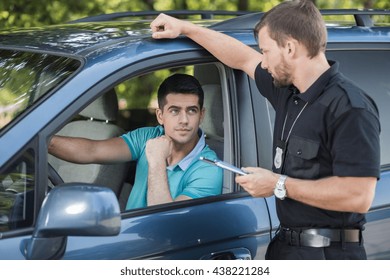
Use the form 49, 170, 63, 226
258, 27, 293, 87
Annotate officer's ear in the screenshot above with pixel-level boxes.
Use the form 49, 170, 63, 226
285, 38, 304, 59
286, 41, 295, 56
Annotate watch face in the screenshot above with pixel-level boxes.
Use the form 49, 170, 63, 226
274, 175, 287, 200
274, 186, 286, 200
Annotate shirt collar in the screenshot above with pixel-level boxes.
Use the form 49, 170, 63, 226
292, 60, 339, 103
166, 129, 205, 171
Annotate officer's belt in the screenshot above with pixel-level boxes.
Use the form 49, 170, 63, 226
279, 227, 361, 247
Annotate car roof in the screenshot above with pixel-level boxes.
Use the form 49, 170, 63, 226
0, 21, 155, 55
0, 11, 243, 56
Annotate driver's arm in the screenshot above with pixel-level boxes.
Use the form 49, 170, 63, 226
48, 135, 131, 164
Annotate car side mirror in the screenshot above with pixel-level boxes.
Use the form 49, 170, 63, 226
23, 184, 121, 260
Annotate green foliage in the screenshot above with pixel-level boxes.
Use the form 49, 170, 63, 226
2, 0, 388, 29
1, 0, 388, 109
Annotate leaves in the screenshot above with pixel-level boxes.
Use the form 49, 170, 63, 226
2, 0, 388, 29
1, 0, 388, 113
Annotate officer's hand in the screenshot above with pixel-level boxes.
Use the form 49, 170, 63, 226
151, 13, 186, 39
235, 167, 278, 198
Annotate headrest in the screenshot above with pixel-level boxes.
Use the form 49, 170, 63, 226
79, 89, 118, 121
194, 64, 220, 85
201, 84, 224, 139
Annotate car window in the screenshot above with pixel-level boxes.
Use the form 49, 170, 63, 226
0, 148, 35, 232
118, 64, 229, 209
326, 49, 390, 165
0, 50, 81, 131
47, 63, 232, 213
116, 65, 228, 210
115, 69, 165, 132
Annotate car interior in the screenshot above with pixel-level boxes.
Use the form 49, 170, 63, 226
47, 88, 130, 198
46, 63, 231, 212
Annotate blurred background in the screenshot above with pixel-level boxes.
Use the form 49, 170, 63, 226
0, 0, 389, 126
1, 0, 389, 29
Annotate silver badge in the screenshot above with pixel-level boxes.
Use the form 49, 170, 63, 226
274, 147, 283, 169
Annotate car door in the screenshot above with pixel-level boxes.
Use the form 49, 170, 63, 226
0, 52, 275, 259
57, 59, 274, 260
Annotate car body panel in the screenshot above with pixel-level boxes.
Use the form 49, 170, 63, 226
365, 170, 390, 259
0, 194, 271, 260
64, 195, 271, 260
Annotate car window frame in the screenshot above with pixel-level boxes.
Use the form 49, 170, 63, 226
39, 51, 256, 219
0, 137, 39, 238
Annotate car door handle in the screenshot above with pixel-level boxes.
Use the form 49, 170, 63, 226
201, 248, 252, 260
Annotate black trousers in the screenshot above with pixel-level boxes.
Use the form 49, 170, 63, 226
265, 233, 367, 260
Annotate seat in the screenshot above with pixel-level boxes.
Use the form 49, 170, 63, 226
48, 89, 129, 197
201, 84, 224, 160
194, 64, 224, 160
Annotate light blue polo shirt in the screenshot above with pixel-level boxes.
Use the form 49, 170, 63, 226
121, 126, 223, 210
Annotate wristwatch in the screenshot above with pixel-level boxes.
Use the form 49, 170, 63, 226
274, 175, 288, 200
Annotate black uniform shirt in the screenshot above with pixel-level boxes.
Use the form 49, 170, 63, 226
254, 61, 381, 229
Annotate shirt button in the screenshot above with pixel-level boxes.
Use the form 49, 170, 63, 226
297, 149, 302, 155
294, 100, 299, 105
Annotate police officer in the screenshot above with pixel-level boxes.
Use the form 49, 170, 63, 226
150, 0, 380, 259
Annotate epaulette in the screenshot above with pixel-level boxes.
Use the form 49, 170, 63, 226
338, 79, 367, 109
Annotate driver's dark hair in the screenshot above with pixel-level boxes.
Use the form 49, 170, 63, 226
157, 73, 204, 109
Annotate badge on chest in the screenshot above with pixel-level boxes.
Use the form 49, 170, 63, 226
274, 140, 286, 170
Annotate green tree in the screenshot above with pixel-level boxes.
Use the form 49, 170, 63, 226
1, 0, 388, 109
0, 0, 156, 28
2, 0, 388, 29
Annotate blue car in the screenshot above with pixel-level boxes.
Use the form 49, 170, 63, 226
0, 10, 389, 259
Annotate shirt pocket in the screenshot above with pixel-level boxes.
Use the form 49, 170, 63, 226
285, 135, 320, 179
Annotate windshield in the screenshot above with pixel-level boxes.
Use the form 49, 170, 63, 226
0, 50, 80, 130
